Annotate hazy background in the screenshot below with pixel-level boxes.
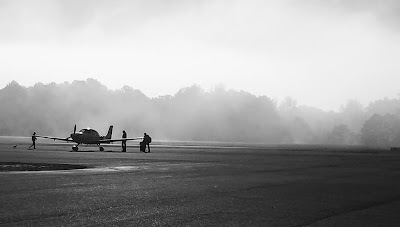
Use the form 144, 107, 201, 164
1, 79, 400, 147
1, 0, 400, 111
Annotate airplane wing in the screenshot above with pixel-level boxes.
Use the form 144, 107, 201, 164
36, 135, 74, 142
99, 137, 143, 143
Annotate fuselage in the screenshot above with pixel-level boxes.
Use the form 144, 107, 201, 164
70, 128, 105, 144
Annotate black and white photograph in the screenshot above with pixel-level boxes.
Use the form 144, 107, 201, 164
1, 0, 400, 226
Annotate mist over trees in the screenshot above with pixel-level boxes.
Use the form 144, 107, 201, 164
1, 79, 400, 147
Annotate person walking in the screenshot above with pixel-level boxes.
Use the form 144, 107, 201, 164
122, 130, 127, 152
29, 132, 37, 150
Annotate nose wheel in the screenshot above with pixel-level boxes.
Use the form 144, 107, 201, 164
71, 145, 79, 152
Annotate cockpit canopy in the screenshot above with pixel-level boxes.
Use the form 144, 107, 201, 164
79, 128, 101, 137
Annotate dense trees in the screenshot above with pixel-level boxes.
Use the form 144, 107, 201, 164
327, 124, 358, 145
0, 79, 399, 147
360, 114, 400, 147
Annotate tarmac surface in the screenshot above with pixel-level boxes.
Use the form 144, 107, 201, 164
1, 137, 400, 226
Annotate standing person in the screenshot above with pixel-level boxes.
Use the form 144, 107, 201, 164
29, 132, 37, 150
143, 133, 151, 153
122, 130, 127, 152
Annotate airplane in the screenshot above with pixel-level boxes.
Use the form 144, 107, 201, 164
37, 125, 142, 152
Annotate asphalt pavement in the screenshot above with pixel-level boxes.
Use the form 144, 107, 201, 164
1, 140, 400, 226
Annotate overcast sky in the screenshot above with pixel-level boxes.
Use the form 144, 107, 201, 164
1, 0, 399, 111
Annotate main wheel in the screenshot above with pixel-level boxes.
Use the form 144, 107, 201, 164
72, 145, 79, 152
99, 147, 104, 151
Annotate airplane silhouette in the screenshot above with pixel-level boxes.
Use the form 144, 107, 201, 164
37, 125, 142, 152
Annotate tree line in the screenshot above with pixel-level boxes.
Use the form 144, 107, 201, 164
1, 79, 399, 147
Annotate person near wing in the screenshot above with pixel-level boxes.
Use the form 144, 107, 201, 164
142, 133, 151, 153
29, 132, 37, 150
122, 130, 127, 152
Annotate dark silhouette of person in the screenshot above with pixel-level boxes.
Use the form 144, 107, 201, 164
29, 132, 37, 150
143, 133, 151, 153
122, 130, 127, 152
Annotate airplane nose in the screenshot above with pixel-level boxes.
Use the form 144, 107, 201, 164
71, 133, 78, 139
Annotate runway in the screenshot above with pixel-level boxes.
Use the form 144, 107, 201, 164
1, 138, 400, 226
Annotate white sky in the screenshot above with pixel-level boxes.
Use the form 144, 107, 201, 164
1, 0, 399, 111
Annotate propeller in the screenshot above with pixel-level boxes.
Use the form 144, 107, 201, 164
67, 124, 77, 141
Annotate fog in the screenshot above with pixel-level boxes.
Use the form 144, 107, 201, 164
1, 1, 399, 145
1, 79, 400, 146
1, 0, 400, 111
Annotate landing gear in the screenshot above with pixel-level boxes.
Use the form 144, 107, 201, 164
70, 144, 103, 152
72, 145, 79, 152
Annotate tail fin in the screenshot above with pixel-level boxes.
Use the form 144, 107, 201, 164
105, 125, 113, 139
